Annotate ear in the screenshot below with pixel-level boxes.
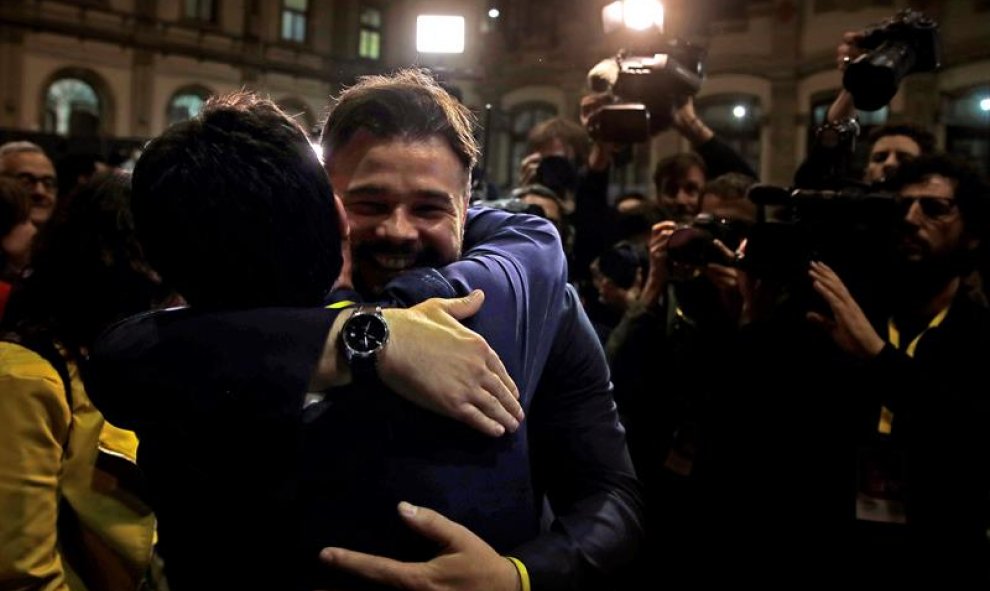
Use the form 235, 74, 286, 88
334, 195, 350, 240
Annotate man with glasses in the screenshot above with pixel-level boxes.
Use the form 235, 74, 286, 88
0, 142, 58, 225
807, 153, 989, 584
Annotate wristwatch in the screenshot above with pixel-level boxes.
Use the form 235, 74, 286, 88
341, 306, 390, 377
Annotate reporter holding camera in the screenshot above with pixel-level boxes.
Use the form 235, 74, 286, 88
806, 154, 989, 584
796, 12, 939, 189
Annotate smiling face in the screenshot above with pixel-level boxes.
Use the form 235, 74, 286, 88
327, 132, 469, 295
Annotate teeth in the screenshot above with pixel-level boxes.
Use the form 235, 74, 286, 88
373, 255, 415, 270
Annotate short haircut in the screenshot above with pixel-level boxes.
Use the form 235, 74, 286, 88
0, 141, 48, 173
133, 91, 342, 309
321, 68, 479, 173
526, 117, 590, 165
653, 152, 706, 196
703, 173, 757, 202
890, 153, 990, 239
868, 123, 936, 155
0, 176, 32, 237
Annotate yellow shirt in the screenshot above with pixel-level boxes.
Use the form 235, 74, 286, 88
0, 342, 155, 590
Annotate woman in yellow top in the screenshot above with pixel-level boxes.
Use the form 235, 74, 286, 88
0, 172, 170, 590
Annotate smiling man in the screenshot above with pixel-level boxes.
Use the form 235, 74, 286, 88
316, 69, 642, 591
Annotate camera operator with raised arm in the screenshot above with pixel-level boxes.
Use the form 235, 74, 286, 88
795, 10, 939, 190
805, 154, 989, 584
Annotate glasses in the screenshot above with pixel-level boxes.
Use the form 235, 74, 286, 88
5, 172, 57, 192
900, 196, 957, 219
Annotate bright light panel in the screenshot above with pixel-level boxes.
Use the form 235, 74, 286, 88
980, 97, 990, 112
416, 15, 465, 54
732, 105, 747, 119
488, 8, 500, 18
622, 0, 664, 31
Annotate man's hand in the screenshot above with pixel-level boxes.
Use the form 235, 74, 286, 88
807, 261, 885, 359
638, 221, 677, 307
704, 239, 743, 322
827, 31, 866, 122
380, 290, 524, 437
319, 502, 522, 591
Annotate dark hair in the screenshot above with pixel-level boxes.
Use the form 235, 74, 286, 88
653, 153, 706, 196
133, 92, 342, 309
526, 117, 590, 166
889, 153, 990, 239
596, 241, 647, 289
4, 171, 164, 355
0, 177, 31, 238
868, 123, 936, 155
703, 173, 756, 202
321, 69, 479, 173
0, 177, 32, 275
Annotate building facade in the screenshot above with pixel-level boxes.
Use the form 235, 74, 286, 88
1, 0, 988, 188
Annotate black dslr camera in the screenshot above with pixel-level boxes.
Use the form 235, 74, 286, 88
587, 39, 706, 143
843, 9, 941, 111
666, 214, 748, 280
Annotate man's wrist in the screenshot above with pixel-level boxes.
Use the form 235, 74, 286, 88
504, 556, 530, 591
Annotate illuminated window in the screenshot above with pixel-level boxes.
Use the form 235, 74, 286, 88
359, 7, 382, 60
945, 86, 990, 176
416, 15, 465, 54
697, 95, 763, 174
184, 0, 216, 23
167, 86, 212, 126
45, 78, 101, 137
281, 0, 308, 43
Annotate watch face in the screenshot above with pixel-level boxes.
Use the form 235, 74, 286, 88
345, 313, 388, 354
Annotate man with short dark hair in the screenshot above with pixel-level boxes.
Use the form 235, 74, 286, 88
863, 123, 936, 185
0, 141, 58, 225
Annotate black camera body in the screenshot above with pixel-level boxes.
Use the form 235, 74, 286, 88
587, 39, 706, 143
843, 9, 941, 111
666, 213, 748, 280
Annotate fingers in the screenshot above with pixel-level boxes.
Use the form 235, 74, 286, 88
485, 353, 523, 415
477, 374, 523, 431
806, 310, 836, 331
458, 405, 509, 437
319, 547, 413, 589
395, 502, 469, 548
435, 289, 485, 321
809, 261, 851, 301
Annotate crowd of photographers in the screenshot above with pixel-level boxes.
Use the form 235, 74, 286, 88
0, 7, 987, 588
478, 10, 990, 586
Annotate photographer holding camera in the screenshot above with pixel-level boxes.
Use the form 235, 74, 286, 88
796, 11, 939, 189
803, 154, 989, 583
606, 172, 755, 587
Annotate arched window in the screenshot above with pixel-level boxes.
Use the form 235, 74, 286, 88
167, 86, 213, 126
944, 85, 990, 176
506, 101, 557, 183
276, 97, 317, 134
697, 94, 763, 174
45, 78, 101, 137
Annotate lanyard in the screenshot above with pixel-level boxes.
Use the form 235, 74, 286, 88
887, 304, 951, 359
877, 305, 951, 434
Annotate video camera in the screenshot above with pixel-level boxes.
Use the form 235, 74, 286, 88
741, 184, 903, 315
587, 40, 706, 143
843, 9, 941, 111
